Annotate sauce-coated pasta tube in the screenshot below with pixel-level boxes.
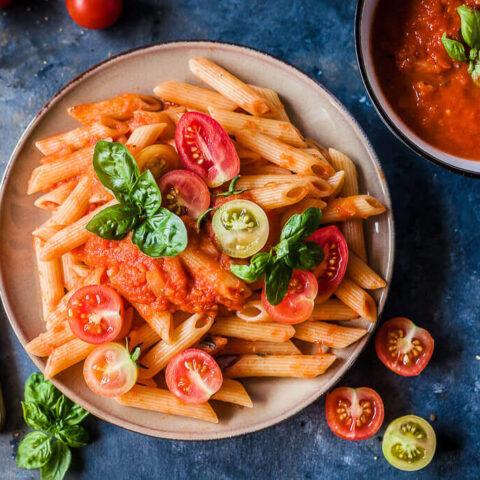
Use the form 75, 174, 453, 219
248, 84, 289, 121
321, 195, 386, 224
34, 181, 77, 211
294, 321, 367, 349
52, 175, 93, 226
128, 110, 176, 139
26, 325, 75, 357
128, 323, 161, 350
334, 278, 377, 323
211, 378, 253, 407
310, 299, 358, 321
346, 251, 387, 290
61, 252, 83, 291
249, 183, 309, 210
224, 354, 336, 378
236, 296, 272, 323
221, 339, 301, 355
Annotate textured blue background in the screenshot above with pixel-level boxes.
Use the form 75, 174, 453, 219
0, 1, 479, 479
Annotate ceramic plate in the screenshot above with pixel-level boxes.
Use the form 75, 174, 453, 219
0, 41, 394, 440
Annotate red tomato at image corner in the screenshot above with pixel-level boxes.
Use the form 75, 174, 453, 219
65, 0, 123, 30
0, 0, 14, 8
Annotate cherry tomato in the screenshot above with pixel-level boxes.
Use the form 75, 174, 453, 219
375, 317, 434, 376
136, 144, 181, 181
0, 0, 13, 8
158, 169, 210, 219
261, 270, 318, 324
325, 387, 384, 440
67, 285, 125, 345
165, 348, 223, 404
65, 0, 123, 30
212, 199, 269, 258
175, 112, 240, 187
83, 343, 137, 397
307, 226, 348, 303
382, 415, 436, 471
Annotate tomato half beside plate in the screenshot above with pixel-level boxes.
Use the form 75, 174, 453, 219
325, 387, 384, 440
83, 343, 137, 397
175, 112, 240, 187
165, 348, 223, 404
261, 270, 318, 324
375, 317, 434, 376
67, 285, 125, 344
307, 226, 348, 303
158, 169, 210, 219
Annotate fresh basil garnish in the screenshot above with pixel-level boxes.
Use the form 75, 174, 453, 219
230, 207, 324, 305
129, 170, 162, 218
54, 425, 89, 448
441, 33, 467, 62
17, 431, 53, 470
86, 204, 141, 240
24, 373, 60, 409
40, 440, 71, 480
458, 5, 480, 49
21, 402, 54, 432
132, 209, 188, 258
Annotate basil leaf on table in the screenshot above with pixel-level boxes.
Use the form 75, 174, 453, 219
22, 402, 54, 432
55, 425, 89, 448
441, 32, 467, 62
62, 403, 89, 426
93, 140, 140, 203
230, 252, 272, 282
130, 170, 162, 218
132, 208, 188, 257
265, 260, 293, 306
457, 5, 480, 49
86, 204, 141, 240
40, 441, 71, 480
280, 207, 323, 245
24, 373, 60, 409
16, 431, 53, 470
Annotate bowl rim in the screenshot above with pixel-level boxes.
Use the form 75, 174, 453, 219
0, 39, 395, 440
355, 0, 480, 179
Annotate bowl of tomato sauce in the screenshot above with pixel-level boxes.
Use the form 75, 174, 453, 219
356, 0, 480, 176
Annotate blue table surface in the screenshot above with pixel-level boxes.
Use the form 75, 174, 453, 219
1, 1, 479, 479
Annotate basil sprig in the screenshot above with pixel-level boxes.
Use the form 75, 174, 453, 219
230, 207, 324, 305
16, 373, 89, 479
442, 5, 480, 85
86, 140, 188, 258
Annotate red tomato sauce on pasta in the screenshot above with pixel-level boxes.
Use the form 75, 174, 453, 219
371, 0, 480, 160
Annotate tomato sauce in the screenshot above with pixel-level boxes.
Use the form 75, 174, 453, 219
371, 0, 480, 160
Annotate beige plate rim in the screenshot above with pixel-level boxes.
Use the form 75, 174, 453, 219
0, 40, 395, 441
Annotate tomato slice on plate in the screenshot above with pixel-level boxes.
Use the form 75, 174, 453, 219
175, 112, 240, 187
375, 317, 434, 376
261, 270, 318, 324
165, 348, 223, 404
83, 343, 138, 397
307, 226, 348, 303
382, 415, 436, 471
325, 387, 384, 440
67, 285, 125, 344
158, 169, 210, 219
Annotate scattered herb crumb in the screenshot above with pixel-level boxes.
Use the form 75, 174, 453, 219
430, 413, 437, 422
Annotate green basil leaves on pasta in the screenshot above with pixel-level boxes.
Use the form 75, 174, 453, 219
87, 140, 188, 257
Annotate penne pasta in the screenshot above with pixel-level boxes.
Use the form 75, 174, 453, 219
310, 299, 358, 321
128, 323, 161, 351
128, 110, 176, 139
26, 325, 75, 357
61, 252, 83, 291
249, 183, 309, 210
334, 277, 377, 323
211, 378, 253, 407
131, 303, 173, 344
224, 354, 336, 378
346, 251, 387, 290
115, 385, 219, 423
294, 321, 368, 349
236, 296, 272, 323
248, 84, 289, 121
240, 163, 293, 176
327, 170, 345, 197
321, 195, 386, 224
32, 219, 64, 242
221, 338, 302, 355
189, 58, 270, 115
126, 123, 167, 156
280, 198, 328, 226
34, 180, 77, 211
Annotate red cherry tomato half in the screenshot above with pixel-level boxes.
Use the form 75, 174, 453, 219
0, 0, 14, 8
67, 285, 125, 344
165, 348, 223, 404
83, 343, 137, 397
261, 270, 318, 324
307, 226, 348, 303
175, 112, 240, 187
325, 387, 384, 440
158, 169, 210, 219
375, 317, 434, 376
65, 0, 123, 30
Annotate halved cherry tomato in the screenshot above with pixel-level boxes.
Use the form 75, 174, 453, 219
325, 387, 384, 440
65, 0, 123, 30
175, 112, 240, 187
83, 343, 137, 397
158, 169, 210, 219
375, 317, 434, 376
165, 348, 223, 404
307, 226, 348, 303
261, 270, 318, 324
67, 285, 125, 345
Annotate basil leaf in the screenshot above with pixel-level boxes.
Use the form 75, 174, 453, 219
86, 204, 141, 240
284, 242, 324, 270
132, 208, 188, 257
24, 373, 60, 409
274, 240, 290, 260
40, 441, 71, 480
22, 402, 54, 432
130, 170, 162, 218
458, 5, 480, 49
471, 61, 480, 85
55, 425, 89, 448
93, 140, 140, 203
470, 47, 479, 60
62, 403, 89, 426
280, 207, 322, 245
441, 33, 467, 62
16, 432, 53, 469
230, 252, 272, 282
265, 260, 293, 306
304, 241, 325, 265
54, 396, 72, 423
